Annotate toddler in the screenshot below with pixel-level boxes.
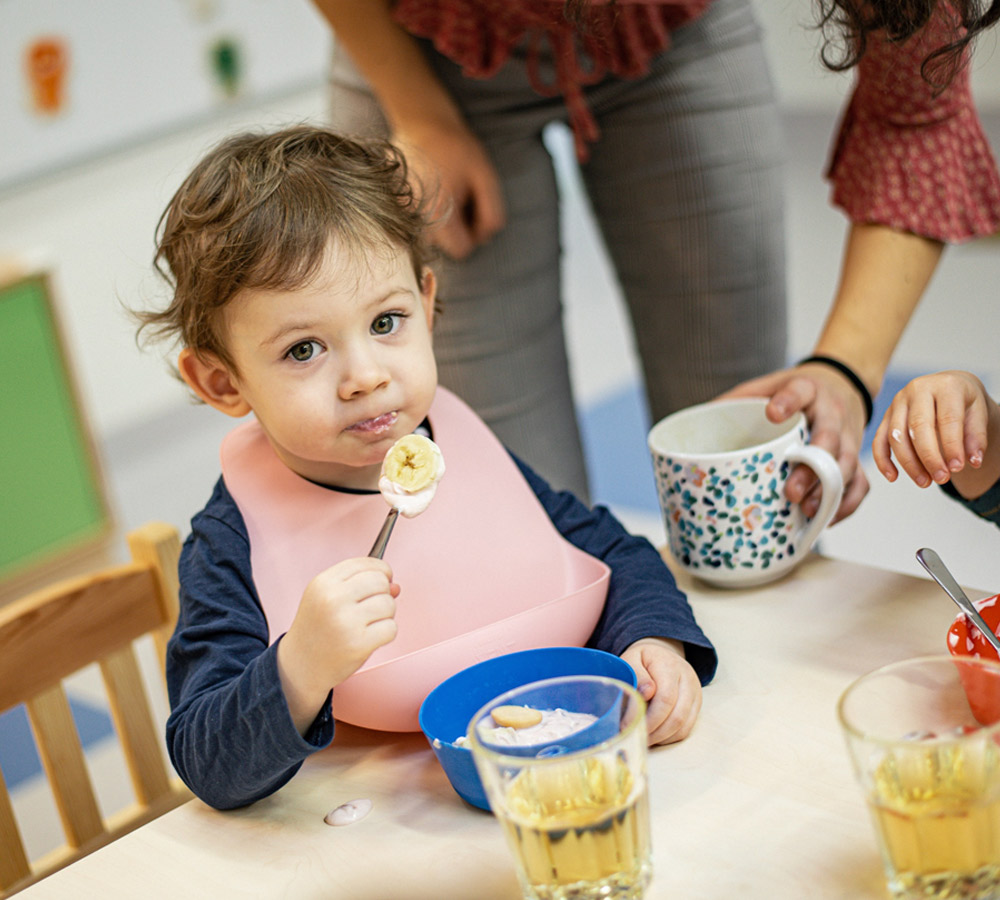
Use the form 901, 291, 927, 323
138, 126, 717, 809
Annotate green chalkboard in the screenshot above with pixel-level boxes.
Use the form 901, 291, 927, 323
0, 273, 111, 581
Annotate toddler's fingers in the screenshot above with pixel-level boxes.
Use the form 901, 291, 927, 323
872, 412, 898, 480
358, 589, 397, 627
637, 650, 701, 745
963, 393, 990, 469
903, 392, 951, 485
621, 647, 672, 740
928, 386, 972, 478
327, 556, 395, 585
363, 616, 398, 653
647, 676, 701, 746
623, 649, 656, 704
886, 411, 934, 488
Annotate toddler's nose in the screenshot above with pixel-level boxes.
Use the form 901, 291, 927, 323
339, 347, 389, 399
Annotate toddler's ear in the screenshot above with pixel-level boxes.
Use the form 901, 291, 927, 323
178, 348, 251, 418
420, 267, 437, 330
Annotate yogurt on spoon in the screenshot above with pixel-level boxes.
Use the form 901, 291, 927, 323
378, 434, 446, 518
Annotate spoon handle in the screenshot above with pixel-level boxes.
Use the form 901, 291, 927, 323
916, 547, 1000, 656
368, 508, 400, 559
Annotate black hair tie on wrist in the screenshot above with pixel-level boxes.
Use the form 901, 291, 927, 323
797, 355, 874, 425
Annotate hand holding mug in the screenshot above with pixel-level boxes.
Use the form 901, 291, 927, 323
648, 398, 844, 588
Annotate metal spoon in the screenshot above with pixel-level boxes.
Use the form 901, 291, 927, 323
368, 507, 399, 559
916, 547, 1000, 656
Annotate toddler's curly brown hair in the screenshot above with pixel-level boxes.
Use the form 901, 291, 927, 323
137, 126, 434, 375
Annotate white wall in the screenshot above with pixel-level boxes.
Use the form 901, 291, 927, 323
0, 0, 329, 190
0, 88, 328, 439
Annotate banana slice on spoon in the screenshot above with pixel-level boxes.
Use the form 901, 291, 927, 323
369, 434, 445, 558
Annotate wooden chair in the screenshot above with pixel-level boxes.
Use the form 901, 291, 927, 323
0, 522, 191, 896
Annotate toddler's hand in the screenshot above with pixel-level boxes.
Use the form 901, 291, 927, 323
277, 557, 400, 733
621, 638, 702, 746
873, 371, 992, 489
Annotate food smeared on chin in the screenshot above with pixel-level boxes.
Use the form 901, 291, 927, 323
378, 434, 445, 518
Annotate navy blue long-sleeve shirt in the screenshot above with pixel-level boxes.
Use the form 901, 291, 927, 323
166, 455, 717, 809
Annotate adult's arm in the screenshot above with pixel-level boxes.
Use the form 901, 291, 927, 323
310, 0, 505, 257
728, 226, 942, 522
725, 8, 999, 524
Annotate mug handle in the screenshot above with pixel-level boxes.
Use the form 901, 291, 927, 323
784, 444, 844, 554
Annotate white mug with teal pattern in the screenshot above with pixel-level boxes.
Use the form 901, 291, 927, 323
648, 398, 843, 588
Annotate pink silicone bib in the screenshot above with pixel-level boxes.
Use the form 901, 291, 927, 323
221, 388, 610, 731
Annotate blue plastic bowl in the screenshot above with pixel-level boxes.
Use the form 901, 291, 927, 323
418, 646, 637, 810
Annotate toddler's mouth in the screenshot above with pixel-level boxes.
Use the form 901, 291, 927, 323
348, 411, 397, 435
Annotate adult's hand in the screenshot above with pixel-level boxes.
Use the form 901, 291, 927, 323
393, 121, 506, 260
311, 0, 505, 259
720, 361, 870, 523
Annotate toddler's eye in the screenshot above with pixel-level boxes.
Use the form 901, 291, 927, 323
372, 314, 402, 336
287, 340, 320, 362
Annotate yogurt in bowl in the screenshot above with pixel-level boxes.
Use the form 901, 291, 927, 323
418, 647, 637, 810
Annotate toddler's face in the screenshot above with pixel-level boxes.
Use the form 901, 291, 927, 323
218, 240, 438, 489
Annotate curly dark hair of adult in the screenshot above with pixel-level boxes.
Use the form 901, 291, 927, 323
816, 0, 1000, 87
136, 126, 435, 376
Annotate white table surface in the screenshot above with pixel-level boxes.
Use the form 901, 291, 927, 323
18, 553, 978, 899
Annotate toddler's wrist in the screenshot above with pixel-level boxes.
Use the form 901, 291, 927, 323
276, 635, 331, 734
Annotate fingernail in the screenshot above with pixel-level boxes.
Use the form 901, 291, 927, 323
917, 475, 930, 487
934, 470, 949, 484
970, 452, 983, 467
639, 682, 655, 700
948, 459, 963, 472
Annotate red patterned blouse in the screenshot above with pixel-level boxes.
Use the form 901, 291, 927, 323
826, 6, 1000, 241
391, 0, 1000, 242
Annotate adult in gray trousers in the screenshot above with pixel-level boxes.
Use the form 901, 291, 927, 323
311, 0, 1000, 522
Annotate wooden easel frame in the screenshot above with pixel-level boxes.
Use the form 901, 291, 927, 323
0, 266, 114, 604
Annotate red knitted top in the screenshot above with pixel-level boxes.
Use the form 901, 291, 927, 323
392, 0, 1000, 241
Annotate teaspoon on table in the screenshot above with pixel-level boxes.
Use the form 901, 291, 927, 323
915, 547, 1000, 656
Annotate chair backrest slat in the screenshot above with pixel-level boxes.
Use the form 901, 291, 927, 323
0, 782, 30, 887
126, 523, 180, 681
99, 647, 172, 804
0, 522, 190, 897
26, 685, 104, 847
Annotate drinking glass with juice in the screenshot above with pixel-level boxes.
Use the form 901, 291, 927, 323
838, 655, 1000, 900
468, 675, 651, 900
